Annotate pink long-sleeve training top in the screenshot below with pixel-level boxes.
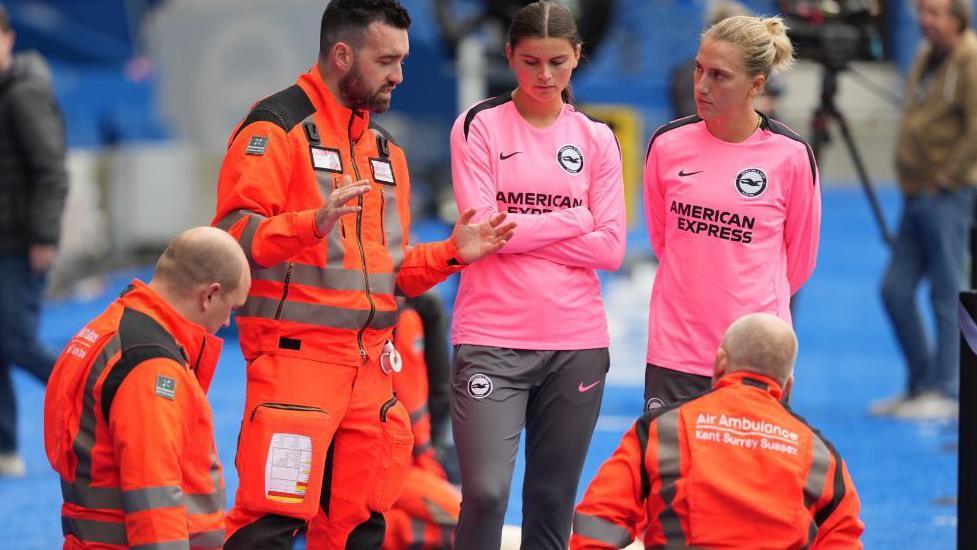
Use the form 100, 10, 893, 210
645, 115, 821, 376
450, 93, 626, 350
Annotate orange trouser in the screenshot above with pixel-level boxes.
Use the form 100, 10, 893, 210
383, 466, 460, 550
225, 352, 413, 549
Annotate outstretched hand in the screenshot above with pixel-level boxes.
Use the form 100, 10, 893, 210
451, 209, 517, 264
315, 175, 371, 236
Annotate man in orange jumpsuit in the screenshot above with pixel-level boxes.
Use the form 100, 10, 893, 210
384, 301, 460, 549
212, 1, 514, 547
44, 227, 250, 549
571, 313, 864, 549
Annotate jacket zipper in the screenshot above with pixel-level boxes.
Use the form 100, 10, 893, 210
380, 395, 397, 422
251, 402, 326, 421
274, 261, 294, 320
379, 186, 387, 246
334, 178, 346, 239
349, 120, 376, 359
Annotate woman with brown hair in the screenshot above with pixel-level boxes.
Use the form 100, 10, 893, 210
448, 1, 626, 547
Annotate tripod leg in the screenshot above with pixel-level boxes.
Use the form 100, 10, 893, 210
809, 107, 830, 161
833, 109, 895, 246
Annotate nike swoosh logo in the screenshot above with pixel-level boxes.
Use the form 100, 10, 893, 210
500, 151, 522, 160
679, 170, 703, 177
578, 381, 601, 393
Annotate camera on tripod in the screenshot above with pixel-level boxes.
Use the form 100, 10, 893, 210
773, 1, 894, 245
777, 0, 884, 70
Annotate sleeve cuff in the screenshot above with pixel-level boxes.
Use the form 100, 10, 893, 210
298, 209, 323, 246
445, 237, 467, 268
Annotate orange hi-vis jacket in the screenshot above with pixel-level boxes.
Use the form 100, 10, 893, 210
44, 280, 226, 549
213, 65, 463, 365
571, 372, 863, 549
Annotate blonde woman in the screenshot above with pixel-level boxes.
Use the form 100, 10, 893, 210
643, 15, 821, 410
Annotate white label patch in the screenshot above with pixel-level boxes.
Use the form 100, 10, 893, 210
265, 433, 313, 503
370, 158, 395, 185
155, 375, 176, 400
310, 146, 343, 173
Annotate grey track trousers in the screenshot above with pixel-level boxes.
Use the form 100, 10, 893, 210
451, 344, 609, 550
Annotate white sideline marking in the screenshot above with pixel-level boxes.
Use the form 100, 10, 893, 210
500, 526, 643, 549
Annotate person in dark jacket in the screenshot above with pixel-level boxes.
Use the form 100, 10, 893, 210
0, 3, 68, 477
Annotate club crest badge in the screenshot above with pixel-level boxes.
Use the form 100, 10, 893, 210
735, 168, 767, 198
468, 373, 493, 399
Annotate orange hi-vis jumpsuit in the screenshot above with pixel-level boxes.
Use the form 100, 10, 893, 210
384, 307, 460, 550
44, 280, 226, 549
213, 65, 464, 548
571, 371, 864, 549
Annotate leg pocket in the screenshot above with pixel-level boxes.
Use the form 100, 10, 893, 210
237, 403, 333, 520
370, 396, 413, 513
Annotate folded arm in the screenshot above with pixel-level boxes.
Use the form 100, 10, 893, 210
450, 114, 593, 254
524, 129, 626, 271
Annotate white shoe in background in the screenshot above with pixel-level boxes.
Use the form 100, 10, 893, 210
0, 453, 26, 478
499, 525, 644, 549
890, 391, 958, 421
868, 394, 913, 416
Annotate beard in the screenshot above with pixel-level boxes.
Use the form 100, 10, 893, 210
339, 62, 393, 113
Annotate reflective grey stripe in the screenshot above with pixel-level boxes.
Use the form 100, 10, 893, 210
381, 184, 405, 270
409, 404, 429, 424
422, 495, 457, 526
189, 528, 225, 549
61, 478, 122, 510
804, 437, 832, 508
252, 263, 395, 294
131, 541, 190, 550
803, 436, 832, 545
656, 409, 687, 546
62, 516, 128, 546
73, 336, 122, 486
411, 517, 426, 545
412, 441, 433, 457
239, 296, 398, 329
572, 512, 633, 547
802, 519, 819, 550
187, 454, 225, 516
186, 491, 224, 515
123, 485, 184, 513
64, 479, 223, 517
215, 209, 263, 265
307, 127, 349, 271
213, 209, 246, 231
